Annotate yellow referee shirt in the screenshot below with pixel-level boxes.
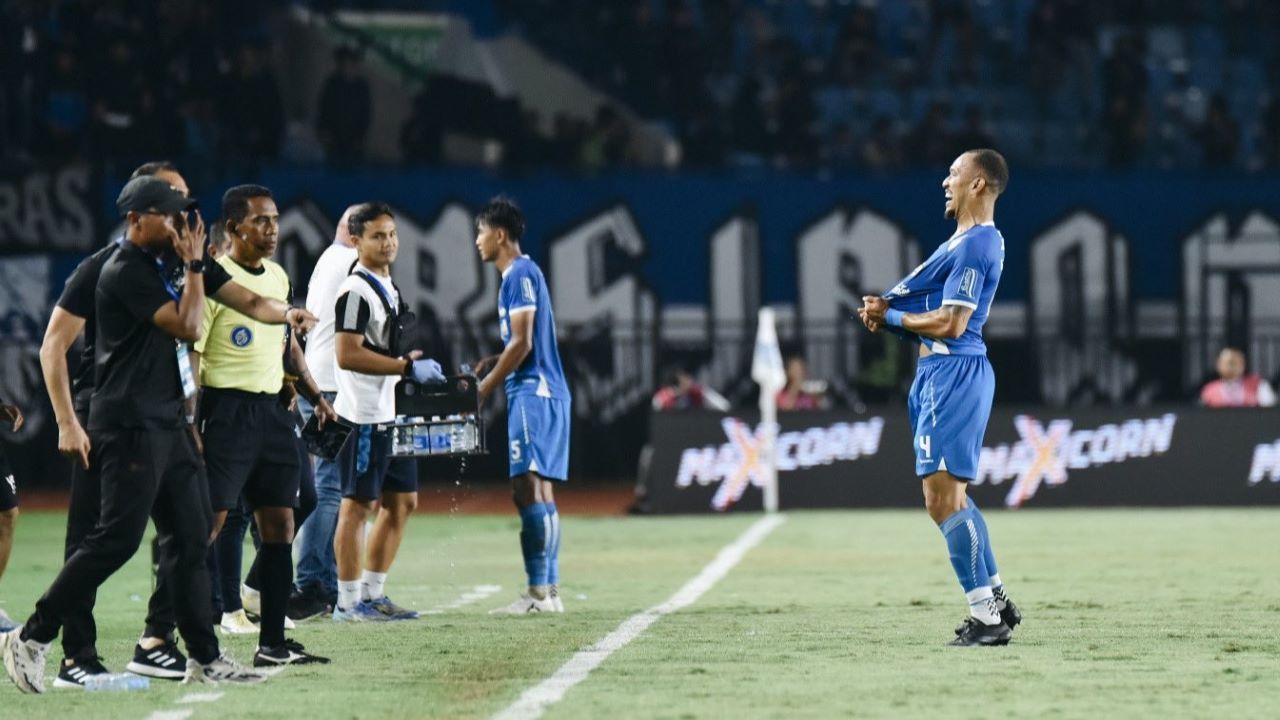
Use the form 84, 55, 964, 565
194, 255, 290, 393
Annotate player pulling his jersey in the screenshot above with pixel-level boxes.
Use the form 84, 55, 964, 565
859, 149, 1023, 647
474, 197, 571, 614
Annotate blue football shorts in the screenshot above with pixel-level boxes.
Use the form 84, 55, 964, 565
906, 354, 995, 481
506, 394, 571, 481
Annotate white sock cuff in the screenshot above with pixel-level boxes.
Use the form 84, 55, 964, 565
989, 574, 1003, 589
965, 586, 994, 606
361, 570, 388, 584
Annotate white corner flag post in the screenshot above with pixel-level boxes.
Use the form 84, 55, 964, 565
752, 307, 787, 514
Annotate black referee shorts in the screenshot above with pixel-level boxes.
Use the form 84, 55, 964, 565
0, 442, 16, 511
200, 388, 301, 512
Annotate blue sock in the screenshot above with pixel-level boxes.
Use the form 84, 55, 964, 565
938, 507, 996, 621
518, 503, 550, 588
966, 497, 999, 580
545, 502, 561, 586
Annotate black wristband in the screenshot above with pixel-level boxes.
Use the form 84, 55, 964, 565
187, 259, 206, 274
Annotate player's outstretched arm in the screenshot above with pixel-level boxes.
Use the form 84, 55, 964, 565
477, 310, 534, 402
39, 307, 90, 468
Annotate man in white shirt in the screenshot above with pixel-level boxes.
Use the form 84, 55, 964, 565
330, 203, 444, 621
290, 204, 360, 619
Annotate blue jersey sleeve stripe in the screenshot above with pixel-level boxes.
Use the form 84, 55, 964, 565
941, 298, 978, 309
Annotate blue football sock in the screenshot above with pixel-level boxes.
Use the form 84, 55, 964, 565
518, 503, 550, 588
545, 502, 561, 586
966, 497, 999, 580
940, 507, 1000, 623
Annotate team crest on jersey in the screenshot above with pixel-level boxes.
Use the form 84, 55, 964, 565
231, 326, 253, 347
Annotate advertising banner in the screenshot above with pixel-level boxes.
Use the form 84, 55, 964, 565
643, 408, 1280, 513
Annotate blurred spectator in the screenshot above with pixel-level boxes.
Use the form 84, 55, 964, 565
1196, 94, 1239, 170
1103, 95, 1147, 168
1199, 347, 1276, 408
829, 6, 878, 85
954, 107, 995, 152
580, 105, 630, 171
861, 116, 904, 171
776, 356, 829, 412
907, 103, 954, 167
1263, 96, 1280, 170
401, 87, 445, 165
39, 45, 89, 160
217, 42, 284, 168
679, 103, 726, 169
823, 122, 858, 170
652, 366, 730, 412
316, 46, 372, 167
89, 38, 152, 159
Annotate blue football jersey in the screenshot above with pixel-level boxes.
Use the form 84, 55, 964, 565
881, 224, 1004, 356
498, 256, 571, 400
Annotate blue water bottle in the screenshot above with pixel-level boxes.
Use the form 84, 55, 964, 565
84, 673, 150, 692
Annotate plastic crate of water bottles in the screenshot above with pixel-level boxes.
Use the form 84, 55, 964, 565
389, 414, 484, 457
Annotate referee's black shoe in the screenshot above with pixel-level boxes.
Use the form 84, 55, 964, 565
286, 585, 331, 622
126, 639, 188, 680
253, 639, 331, 667
949, 617, 1012, 647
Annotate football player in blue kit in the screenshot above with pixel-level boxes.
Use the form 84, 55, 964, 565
473, 197, 570, 614
859, 149, 1023, 646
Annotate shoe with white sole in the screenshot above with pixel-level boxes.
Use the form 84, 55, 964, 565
183, 650, 269, 685
53, 656, 110, 689
2, 628, 50, 694
253, 639, 330, 667
220, 609, 260, 635
490, 593, 556, 614
126, 641, 187, 680
368, 595, 419, 620
242, 589, 296, 629
549, 587, 565, 613
331, 601, 391, 622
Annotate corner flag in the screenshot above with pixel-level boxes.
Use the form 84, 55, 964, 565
752, 308, 785, 513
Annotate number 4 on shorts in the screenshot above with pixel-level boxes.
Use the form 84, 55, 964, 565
917, 434, 932, 460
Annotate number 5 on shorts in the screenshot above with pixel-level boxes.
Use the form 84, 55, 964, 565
510, 440, 522, 463
917, 434, 932, 461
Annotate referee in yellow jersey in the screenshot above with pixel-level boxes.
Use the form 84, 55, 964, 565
192, 185, 333, 667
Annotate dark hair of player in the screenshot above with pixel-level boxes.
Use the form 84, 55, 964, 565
221, 184, 273, 226
476, 196, 526, 241
129, 160, 178, 179
968, 149, 1009, 195
347, 201, 394, 238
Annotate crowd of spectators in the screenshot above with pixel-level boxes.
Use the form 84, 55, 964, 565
497, 0, 1280, 172
4, 0, 1280, 176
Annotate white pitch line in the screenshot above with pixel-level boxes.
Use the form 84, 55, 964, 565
145, 711, 193, 720
178, 691, 225, 703
424, 584, 504, 615
493, 514, 786, 720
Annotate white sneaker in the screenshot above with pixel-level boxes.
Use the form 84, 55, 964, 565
549, 587, 565, 613
183, 650, 269, 685
220, 610, 260, 635
241, 585, 261, 616
2, 628, 50, 694
241, 589, 295, 629
490, 594, 556, 614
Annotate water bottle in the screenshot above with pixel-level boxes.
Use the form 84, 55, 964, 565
84, 673, 150, 692
411, 423, 431, 454
430, 423, 454, 454
453, 420, 478, 453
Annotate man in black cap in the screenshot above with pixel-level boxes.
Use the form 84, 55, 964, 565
36, 162, 315, 688
1, 177, 269, 693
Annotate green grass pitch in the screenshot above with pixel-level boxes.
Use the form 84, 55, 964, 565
1, 508, 1277, 719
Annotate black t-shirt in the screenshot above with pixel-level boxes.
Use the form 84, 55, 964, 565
87, 242, 228, 431
58, 238, 231, 415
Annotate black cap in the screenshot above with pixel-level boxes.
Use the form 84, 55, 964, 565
116, 176, 196, 217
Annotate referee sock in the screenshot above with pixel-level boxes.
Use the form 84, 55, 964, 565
518, 503, 550, 588
545, 502, 561, 587
361, 570, 387, 601
258, 542, 292, 648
